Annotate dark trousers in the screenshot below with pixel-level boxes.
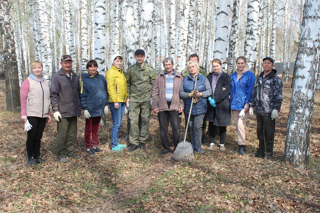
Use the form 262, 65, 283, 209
158, 110, 180, 150
26, 117, 47, 158
57, 116, 77, 158
256, 115, 275, 155
208, 122, 226, 145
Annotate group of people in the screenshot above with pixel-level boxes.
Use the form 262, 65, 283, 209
20, 49, 283, 165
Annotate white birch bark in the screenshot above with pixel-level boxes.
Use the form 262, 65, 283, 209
269, 0, 277, 59
65, 0, 76, 71
168, 0, 176, 59
258, 0, 265, 74
194, 0, 201, 54
110, 1, 120, 66
201, 0, 210, 72
187, 0, 195, 55
176, 0, 188, 73
227, 0, 240, 74
140, 0, 154, 66
153, 0, 161, 73
80, 0, 89, 73
284, 0, 320, 169
213, 0, 232, 68
285, 3, 294, 82
244, 0, 260, 71
282, 0, 289, 81
265, 0, 270, 55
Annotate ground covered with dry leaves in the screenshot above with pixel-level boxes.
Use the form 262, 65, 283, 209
0, 79, 320, 212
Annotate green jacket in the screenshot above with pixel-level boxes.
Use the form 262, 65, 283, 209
181, 66, 207, 77
126, 62, 156, 102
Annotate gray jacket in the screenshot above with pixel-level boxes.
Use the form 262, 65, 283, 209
50, 68, 81, 118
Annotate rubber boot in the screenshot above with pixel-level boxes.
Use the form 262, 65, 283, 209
239, 145, 245, 155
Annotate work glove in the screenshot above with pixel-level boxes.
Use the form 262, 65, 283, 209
271, 109, 279, 120
54, 111, 62, 122
188, 90, 195, 97
124, 107, 128, 114
249, 107, 254, 116
104, 105, 109, 115
126, 101, 130, 110
84, 109, 91, 119
208, 97, 216, 107
24, 119, 32, 131
239, 109, 245, 120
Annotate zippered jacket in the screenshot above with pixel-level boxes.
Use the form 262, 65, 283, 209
20, 74, 50, 118
81, 72, 108, 117
106, 65, 127, 103
249, 69, 283, 116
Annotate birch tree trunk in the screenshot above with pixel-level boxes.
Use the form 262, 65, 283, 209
244, 0, 260, 71
227, 0, 240, 74
153, 0, 161, 72
213, 0, 232, 68
80, 0, 89, 73
284, 0, 320, 169
65, 0, 76, 70
140, 0, 154, 66
269, 0, 277, 59
168, 0, 176, 59
258, 0, 265, 74
0, 0, 21, 112
285, 3, 294, 82
176, 0, 189, 72
187, 0, 195, 55
282, 0, 289, 81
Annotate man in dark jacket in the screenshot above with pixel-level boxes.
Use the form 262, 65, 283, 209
249, 57, 283, 158
51, 55, 82, 162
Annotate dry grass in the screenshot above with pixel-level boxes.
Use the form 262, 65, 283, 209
0, 79, 319, 212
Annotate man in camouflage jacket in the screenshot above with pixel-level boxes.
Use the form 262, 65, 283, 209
181, 54, 207, 77
249, 57, 283, 158
126, 49, 156, 152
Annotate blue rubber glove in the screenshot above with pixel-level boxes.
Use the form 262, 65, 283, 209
208, 97, 216, 107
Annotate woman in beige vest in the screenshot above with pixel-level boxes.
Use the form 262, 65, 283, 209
20, 61, 51, 165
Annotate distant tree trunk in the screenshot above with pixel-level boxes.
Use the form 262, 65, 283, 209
153, 0, 161, 73
227, 0, 240, 75
140, 0, 154, 66
258, 0, 265, 75
65, 0, 76, 71
187, 0, 195, 54
168, 0, 176, 59
80, 0, 89, 73
176, 0, 189, 72
244, 0, 260, 71
284, 0, 320, 169
285, 3, 294, 82
269, 0, 277, 59
265, 0, 270, 55
0, 0, 21, 112
282, 0, 288, 81
213, 0, 232, 68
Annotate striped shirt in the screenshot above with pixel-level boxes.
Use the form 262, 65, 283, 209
165, 71, 175, 102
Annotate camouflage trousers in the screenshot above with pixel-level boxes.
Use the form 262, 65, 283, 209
128, 101, 151, 146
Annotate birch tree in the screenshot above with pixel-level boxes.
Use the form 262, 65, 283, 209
284, 3, 294, 82
187, 0, 195, 55
244, 0, 260, 71
176, 0, 189, 72
227, 0, 240, 74
284, 0, 320, 169
140, 0, 154, 66
80, 0, 89, 73
282, 0, 289, 81
269, 0, 277, 59
0, 0, 20, 112
168, 0, 176, 59
213, 0, 232, 67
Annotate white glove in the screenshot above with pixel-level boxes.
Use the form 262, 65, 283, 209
126, 101, 130, 111
239, 109, 245, 120
24, 119, 32, 131
104, 105, 109, 115
54, 111, 62, 122
249, 107, 254, 116
124, 106, 128, 114
271, 109, 279, 120
84, 109, 91, 119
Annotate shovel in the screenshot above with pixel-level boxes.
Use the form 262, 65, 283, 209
172, 76, 198, 162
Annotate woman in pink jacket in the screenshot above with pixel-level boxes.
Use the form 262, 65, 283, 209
21, 61, 51, 165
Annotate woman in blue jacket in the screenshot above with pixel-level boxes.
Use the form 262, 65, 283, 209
80, 60, 109, 155
230, 56, 255, 155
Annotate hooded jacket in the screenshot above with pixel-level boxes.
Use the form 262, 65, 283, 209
106, 65, 127, 103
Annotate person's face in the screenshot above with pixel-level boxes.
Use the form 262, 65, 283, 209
212, 62, 222, 74
32, 64, 43, 78
61, 60, 73, 73
189, 56, 199, 64
87, 65, 98, 75
135, 54, 145, 64
262, 59, 274, 72
164, 61, 174, 73
236, 59, 246, 72
113, 57, 123, 69
188, 63, 199, 76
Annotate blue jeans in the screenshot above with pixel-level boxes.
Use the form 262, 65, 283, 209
109, 102, 126, 148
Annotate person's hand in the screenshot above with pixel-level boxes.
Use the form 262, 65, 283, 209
249, 107, 254, 116
188, 90, 195, 97
194, 90, 202, 98
21, 116, 27, 124
54, 111, 62, 122
271, 109, 279, 120
84, 110, 91, 119
178, 107, 184, 113
153, 108, 160, 114
24, 119, 32, 131
244, 103, 249, 112
104, 105, 109, 114
114, 102, 119, 110
208, 97, 216, 107
47, 116, 51, 123
239, 109, 245, 120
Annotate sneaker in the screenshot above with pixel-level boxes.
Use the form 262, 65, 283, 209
207, 144, 215, 151
139, 143, 146, 150
112, 145, 124, 152
68, 154, 80, 159
220, 145, 225, 151
92, 147, 103, 152
59, 157, 68, 163
35, 157, 45, 164
27, 157, 36, 165
195, 147, 204, 154
160, 148, 170, 155
87, 149, 95, 155
127, 144, 139, 152
118, 143, 127, 148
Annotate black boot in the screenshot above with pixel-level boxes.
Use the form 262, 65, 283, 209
239, 145, 245, 155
